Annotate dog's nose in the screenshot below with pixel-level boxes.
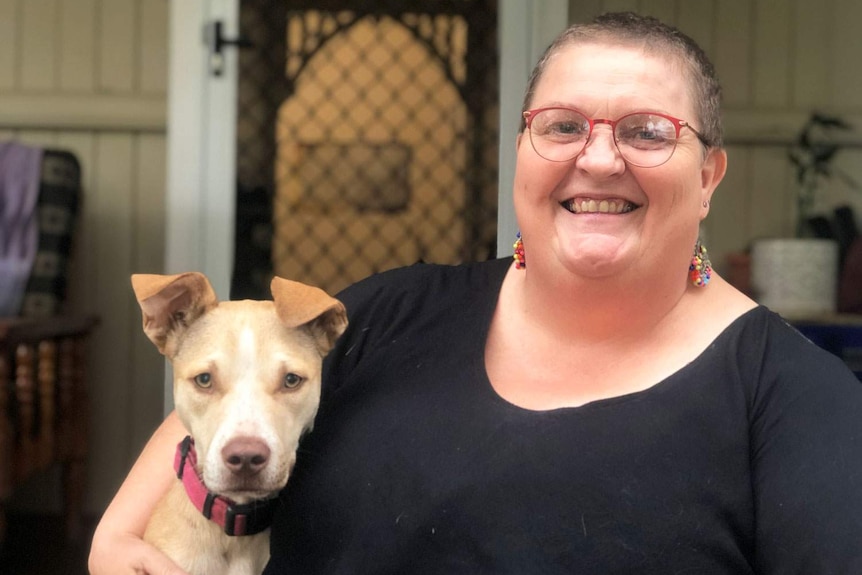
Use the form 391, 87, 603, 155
221, 437, 271, 476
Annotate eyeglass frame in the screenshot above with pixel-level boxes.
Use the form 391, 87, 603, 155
522, 106, 712, 167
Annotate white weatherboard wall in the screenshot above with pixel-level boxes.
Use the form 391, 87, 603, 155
0, 0, 168, 514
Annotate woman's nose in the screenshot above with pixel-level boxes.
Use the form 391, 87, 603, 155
575, 126, 626, 174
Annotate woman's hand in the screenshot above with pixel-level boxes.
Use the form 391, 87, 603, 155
88, 411, 189, 574
88, 529, 189, 575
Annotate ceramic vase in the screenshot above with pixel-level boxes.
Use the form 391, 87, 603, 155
751, 238, 839, 318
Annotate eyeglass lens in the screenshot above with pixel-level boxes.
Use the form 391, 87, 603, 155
528, 109, 680, 167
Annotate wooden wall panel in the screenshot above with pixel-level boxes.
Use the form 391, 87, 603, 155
677, 0, 714, 53
753, 0, 793, 108
749, 147, 796, 240
59, 0, 98, 92
20, 0, 59, 91
133, 136, 167, 275
793, 0, 831, 108
714, 0, 752, 108
130, 134, 168, 455
140, 0, 169, 94
707, 146, 751, 259
639, 0, 675, 24
86, 134, 137, 502
99, 0, 137, 93
0, 0, 17, 90
830, 0, 862, 107
603, 0, 640, 13
567, 0, 603, 23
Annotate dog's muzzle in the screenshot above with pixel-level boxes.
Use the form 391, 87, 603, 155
174, 435, 278, 536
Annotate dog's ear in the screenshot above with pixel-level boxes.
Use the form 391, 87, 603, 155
271, 277, 348, 356
131, 272, 219, 356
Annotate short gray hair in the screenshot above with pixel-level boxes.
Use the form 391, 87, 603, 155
520, 11, 723, 148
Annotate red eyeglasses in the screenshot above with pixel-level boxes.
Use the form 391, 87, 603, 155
523, 107, 711, 167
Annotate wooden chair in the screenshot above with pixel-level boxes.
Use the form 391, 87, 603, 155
0, 146, 96, 544
0, 315, 98, 542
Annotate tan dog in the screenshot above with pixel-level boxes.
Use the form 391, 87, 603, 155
132, 272, 347, 575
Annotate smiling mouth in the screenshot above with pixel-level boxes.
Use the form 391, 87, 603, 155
562, 198, 638, 214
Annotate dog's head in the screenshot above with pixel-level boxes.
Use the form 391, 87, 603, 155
131, 272, 347, 503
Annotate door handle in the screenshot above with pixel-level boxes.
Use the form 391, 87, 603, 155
205, 20, 254, 77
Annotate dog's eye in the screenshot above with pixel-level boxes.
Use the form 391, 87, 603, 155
283, 373, 304, 389
194, 373, 212, 388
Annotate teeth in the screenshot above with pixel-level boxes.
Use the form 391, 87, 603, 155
568, 198, 633, 214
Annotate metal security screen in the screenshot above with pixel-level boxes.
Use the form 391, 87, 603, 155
232, 0, 499, 298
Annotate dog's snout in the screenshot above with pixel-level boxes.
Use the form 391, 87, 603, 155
221, 437, 271, 476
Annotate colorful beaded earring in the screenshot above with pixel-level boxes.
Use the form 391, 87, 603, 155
513, 231, 526, 269
689, 239, 712, 287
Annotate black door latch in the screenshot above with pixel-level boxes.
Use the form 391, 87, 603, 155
205, 20, 253, 77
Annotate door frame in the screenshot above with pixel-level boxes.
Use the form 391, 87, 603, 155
166, 0, 239, 300
496, 0, 568, 257
164, 0, 238, 409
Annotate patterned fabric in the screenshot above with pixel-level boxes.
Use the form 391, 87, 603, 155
19, 150, 81, 317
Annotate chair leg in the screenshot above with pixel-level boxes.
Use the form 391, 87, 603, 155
62, 337, 88, 542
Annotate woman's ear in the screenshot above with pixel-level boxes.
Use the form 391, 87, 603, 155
700, 148, 727, 216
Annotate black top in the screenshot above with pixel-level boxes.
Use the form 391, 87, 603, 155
265, 259, 862, 574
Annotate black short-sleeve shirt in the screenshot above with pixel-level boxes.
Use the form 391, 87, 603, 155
265, 259, 862, 574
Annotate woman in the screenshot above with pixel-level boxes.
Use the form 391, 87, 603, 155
90, 12, 862, 574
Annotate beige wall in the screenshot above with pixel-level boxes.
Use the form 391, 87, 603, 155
2, 0, 862, 516
0, 0, 168, 514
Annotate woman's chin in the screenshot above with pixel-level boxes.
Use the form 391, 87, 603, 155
552, 236, 632, 276
552, 252, 627, 281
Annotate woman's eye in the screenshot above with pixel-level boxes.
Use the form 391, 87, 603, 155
283, 373, 304, 389
634, 128, 659, 140
193, 373, 212, 388
547, 121, 587, 138
619, 125, 658, 141
552, 121, 578, 134
617, 117, 675, 146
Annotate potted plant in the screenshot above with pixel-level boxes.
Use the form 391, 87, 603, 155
750, 113, 856, 318
789, 113, 857, 237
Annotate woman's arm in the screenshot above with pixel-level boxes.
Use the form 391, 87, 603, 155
88, 410, 190, 575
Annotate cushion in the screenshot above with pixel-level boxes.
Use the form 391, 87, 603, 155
19, 150, 81, 317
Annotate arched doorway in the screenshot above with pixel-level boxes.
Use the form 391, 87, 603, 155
232, 1, 499, 297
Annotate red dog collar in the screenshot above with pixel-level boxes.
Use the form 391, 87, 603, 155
174, 435, 278, 536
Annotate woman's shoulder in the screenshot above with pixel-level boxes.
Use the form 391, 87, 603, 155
716, 299, 858, 393
684, 277, 854, 388
336, 258, 510, 310
322, 259, 510, 385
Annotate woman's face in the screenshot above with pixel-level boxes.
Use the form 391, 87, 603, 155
513, 42, 726, 283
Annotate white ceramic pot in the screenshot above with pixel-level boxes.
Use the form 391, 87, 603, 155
751, 238, 839, 318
